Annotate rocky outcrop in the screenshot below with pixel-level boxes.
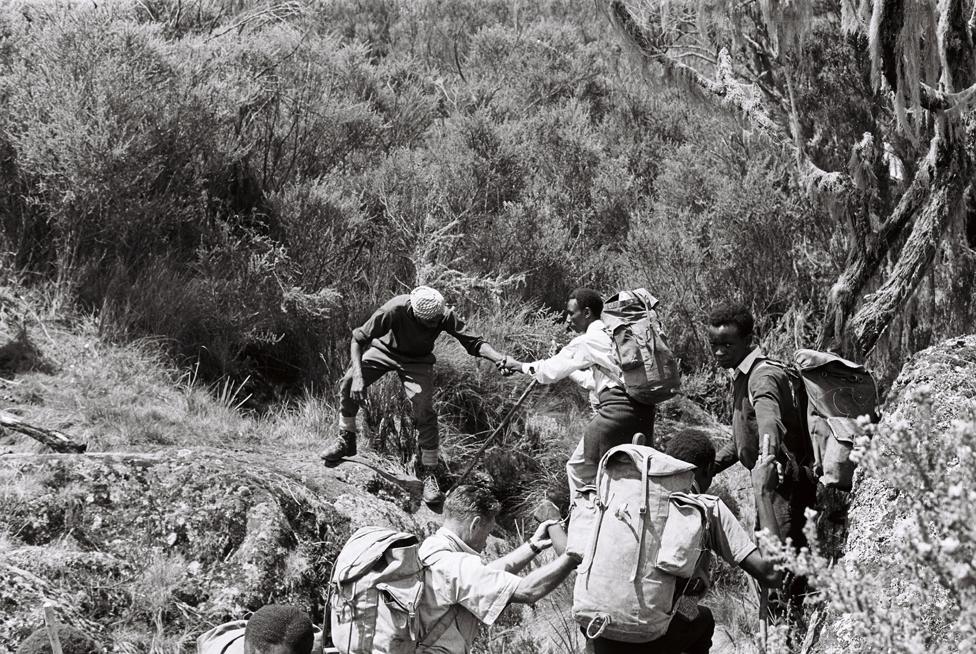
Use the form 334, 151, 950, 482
824, 335, 976, 650
0, 448, 440, 652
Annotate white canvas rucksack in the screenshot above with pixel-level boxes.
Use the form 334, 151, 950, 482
569, 444, 709, 643
329, 527, 455, 654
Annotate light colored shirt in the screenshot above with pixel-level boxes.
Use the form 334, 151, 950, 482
700, 495, 758, 566
521, 320, 621, 406
417, 528, 522, 654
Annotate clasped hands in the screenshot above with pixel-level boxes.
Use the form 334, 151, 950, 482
494, 355, 523, 377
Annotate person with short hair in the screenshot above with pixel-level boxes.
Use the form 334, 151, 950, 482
705, 301, 815, 540
320, 286, 509, 506
584, 428, 783, 654
196, 605, 319, 654
498, 287, 655, 495
706, 301, 816, 623
16, 624, 99, 654
417, 484, 579, 654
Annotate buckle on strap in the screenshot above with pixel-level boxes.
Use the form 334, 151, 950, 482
585, 615, 611, 640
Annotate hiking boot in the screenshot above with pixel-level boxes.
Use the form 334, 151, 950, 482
417, 464, 445, 506
320, 430, 356, 467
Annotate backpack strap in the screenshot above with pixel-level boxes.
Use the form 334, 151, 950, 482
415, 549, 459, 650
417, 606, 458, 649
745, 357, 790, 408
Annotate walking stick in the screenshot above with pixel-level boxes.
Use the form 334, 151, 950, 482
448, 379, 538, 493
43, 602, 64, 654
759, 433, 772, 653
759, 588, 769, 653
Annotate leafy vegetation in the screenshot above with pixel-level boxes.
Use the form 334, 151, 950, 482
2, 1, 976, 653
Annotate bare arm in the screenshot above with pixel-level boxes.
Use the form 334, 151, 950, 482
477, 342, 506, 365
489, 542, 537, 574
488, 520, 560, 574
510, 553, 579, 604
738, 549, 783, 588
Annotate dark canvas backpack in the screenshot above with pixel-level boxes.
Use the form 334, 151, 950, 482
602, 289, 681, 405
329, 527, 455, 654
793, 349, 879, 491
747, 350, 879, 492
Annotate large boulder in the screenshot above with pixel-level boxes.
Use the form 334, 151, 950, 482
823, 335, 976, 651
0, 448, 440, 652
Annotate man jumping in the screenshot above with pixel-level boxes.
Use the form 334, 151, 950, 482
319, 286, 507, 506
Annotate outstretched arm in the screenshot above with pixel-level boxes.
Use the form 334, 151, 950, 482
510, 553, 579, 604
752, 452, 783, 541
348, 339, 366, 402
476, 342, 506, 365
738, 549, 783, 588
489, 520, 560, 574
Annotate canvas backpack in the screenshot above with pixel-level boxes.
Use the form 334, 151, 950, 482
747, 351, 879, 492
793, 349, 879, 491
329, 527, 455, 654
602, 288, 681, 405
569, 444, 709, 643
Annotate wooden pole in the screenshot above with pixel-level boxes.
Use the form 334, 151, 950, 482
42, 602, 64, 654
448, 379, 537, 493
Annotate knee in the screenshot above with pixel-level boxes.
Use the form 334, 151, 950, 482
411, 401, 437, 425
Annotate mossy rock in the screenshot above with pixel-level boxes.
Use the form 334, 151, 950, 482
0, 448, 439, 651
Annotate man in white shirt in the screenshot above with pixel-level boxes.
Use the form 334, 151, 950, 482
417, 484, 579, 654
498, 288, 654, 495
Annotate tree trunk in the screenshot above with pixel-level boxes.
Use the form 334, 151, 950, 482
0, 410, 87, 453
851, 139, 970, 356
817, 159, 933, 354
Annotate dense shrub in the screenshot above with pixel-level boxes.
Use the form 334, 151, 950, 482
0, 0, 839, 409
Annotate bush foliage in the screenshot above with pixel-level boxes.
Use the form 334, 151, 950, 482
0, 0, 837, 399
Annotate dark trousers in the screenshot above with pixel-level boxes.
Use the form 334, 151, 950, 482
567, 386, 655, 494
338, 346, 439, 451
590, 607, 715, 654
765, 466, 816, 625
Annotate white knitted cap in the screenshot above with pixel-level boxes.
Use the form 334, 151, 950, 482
410, 286, 445, 321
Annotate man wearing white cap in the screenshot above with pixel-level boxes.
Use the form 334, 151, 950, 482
320, 286, 507, 505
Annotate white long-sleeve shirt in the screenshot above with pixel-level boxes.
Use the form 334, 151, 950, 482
521, 319, 622, 406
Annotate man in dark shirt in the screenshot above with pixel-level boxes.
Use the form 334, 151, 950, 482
320, 286, 507, 506
706, 302, 816, 624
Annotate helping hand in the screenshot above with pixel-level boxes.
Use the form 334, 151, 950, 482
529, 519, 561, 552
752, 454, 779, 493
495, 356, 520, 376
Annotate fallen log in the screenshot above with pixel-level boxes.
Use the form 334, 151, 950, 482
0, 410, 87, 453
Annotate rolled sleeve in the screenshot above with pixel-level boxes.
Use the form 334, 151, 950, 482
706, 498, 757, 566
442, 310, 486, 357
448, 554, 522, 625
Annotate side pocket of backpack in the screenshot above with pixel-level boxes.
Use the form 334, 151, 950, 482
655, 493, 707, 578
